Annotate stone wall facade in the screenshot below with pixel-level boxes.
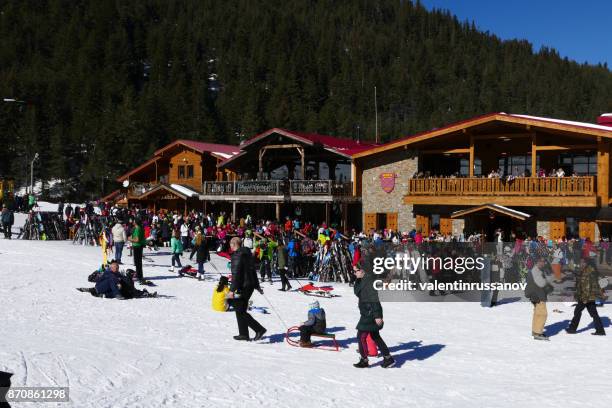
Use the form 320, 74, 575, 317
361, 149, 418, 232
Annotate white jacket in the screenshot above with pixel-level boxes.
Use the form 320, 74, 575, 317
112, 224, 127, 243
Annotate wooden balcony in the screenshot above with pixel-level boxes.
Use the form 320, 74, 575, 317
127, 182, 158, 199
405, 176, 597, 207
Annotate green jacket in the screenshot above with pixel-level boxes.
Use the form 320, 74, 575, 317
257, 239, 278, 261
171, 237, 183, 254
131, 225, 145, 248
354, 273, 384, 332
575, 265, 600, 303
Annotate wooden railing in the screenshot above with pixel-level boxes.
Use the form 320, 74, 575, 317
407, 176, 595, 196
127, 182, 157, 198
204, 180, 282, 195
290, 180, 353, 196
203, 180, 354, 196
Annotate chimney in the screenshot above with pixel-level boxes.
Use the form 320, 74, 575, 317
597, 113, 612, 127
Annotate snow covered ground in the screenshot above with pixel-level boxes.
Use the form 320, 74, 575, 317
1, 218, 611, 407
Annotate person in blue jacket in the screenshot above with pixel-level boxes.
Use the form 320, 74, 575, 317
94, 260, 124, 299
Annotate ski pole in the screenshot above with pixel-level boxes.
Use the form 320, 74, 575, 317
260, 291, 290, 331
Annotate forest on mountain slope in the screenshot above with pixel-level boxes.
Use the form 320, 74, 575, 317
1, 0, 611, 199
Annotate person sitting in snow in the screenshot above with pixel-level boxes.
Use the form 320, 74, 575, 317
299, 300, 327, 347
94, 259, 125, 299
78, 260, 157, 299
212, 276, 231, 312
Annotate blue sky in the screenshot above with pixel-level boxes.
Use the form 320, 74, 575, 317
420, 0, 611, 67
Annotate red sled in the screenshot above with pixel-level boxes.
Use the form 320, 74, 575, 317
285, 326, 340, 352
298, 283, 338, 298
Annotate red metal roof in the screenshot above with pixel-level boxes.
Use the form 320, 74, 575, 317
239, 128, 376, 156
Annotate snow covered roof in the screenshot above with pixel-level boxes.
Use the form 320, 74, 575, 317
508, 113, 612, 133
169, 184, 199, 198
451, 204, 531, 220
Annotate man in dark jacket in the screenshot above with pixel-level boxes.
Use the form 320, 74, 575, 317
353, 265, 395, 368
94, 260, 125, 299
1, 204, 14, 239
525, 257, 553, 340
190, 231, 211, 280
228, 237, 266, 341
565, 258, 606, 335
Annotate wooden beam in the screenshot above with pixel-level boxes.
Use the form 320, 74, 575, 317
597, 140, 610, 207
535, 144, 597, 151
421, 148, 470, 154
351, 163, 357, 196
469, 134, 474, 177
531, 133, 537, 176
352, 113, 612, 160
471, 133, 533, 140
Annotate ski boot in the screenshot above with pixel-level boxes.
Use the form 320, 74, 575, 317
353, 358, 369, 368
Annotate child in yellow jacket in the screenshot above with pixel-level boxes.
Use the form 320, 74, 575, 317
212, 276, 231, 312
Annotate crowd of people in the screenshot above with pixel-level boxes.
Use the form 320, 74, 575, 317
2, 195, 609, 365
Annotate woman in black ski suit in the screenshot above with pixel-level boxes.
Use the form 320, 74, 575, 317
353, 265, 395, 368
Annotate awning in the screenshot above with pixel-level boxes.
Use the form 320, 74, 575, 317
451, 204, 531, 220
138, 184, 198, 201
596, 207, 612, 223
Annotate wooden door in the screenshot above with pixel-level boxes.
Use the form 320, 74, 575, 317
579, 221, 596, 241
364, 213, 377, 234
386, 213, 398, 231
549, 221, 566, 240
440, 217, 453, 236
416, 215, 430, 236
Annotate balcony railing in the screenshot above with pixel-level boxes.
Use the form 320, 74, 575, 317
204, 180, 282, 195
407, 176, 595, 196
290, 180, 353, 196
127, 182, 158, 198
203, 180, 354, 196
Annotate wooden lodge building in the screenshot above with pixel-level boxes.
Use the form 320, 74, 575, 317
354, 112, 612, 241
114, 140, 240, 213
111, 112, 612, 241
114, 129, 373, 230
208, 128, 374, 228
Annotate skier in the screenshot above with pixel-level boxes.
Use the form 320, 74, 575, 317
277, 239, 292, 291
112, 221, 127, 264
227, 237, 266, 341
190, 228, 210, 279
298, 300, 327, 347
170, 229, 183, 272
353, 265, 395, 368
565, 258, 606, 336
94, 260, 125, 299
1, 204, 14, 239
128, 217, 145, 282
525, 257, 554, 341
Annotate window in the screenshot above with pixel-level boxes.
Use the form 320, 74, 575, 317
187, 165, 194, 178
566, 217, 578, 239
497, 155, 538, 176
459, 158, 482, 176
558, 153, 597, 176
178, 165, 185, 179
430, 214, 440, 231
